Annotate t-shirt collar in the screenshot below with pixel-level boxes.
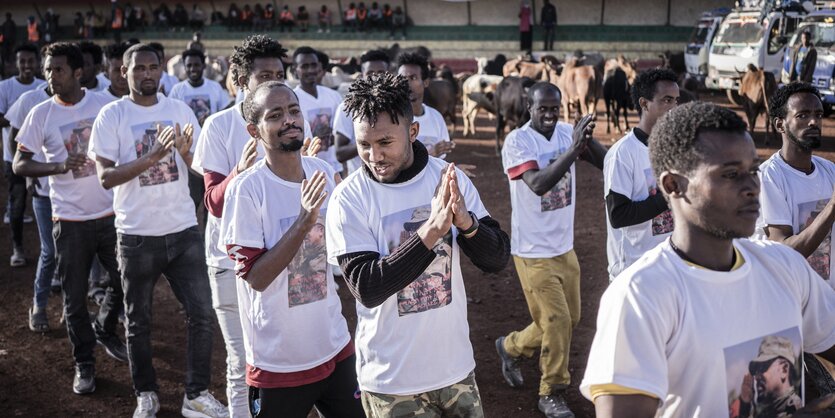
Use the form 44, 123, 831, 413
633, 127, 649, 146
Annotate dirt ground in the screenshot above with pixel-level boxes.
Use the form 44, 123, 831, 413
1, 90, 832, 417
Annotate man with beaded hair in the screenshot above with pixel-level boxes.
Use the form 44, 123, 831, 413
326, 72, 510, 417
580, 102, 835, 417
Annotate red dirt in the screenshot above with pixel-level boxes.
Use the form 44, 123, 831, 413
1, 90, 831, 417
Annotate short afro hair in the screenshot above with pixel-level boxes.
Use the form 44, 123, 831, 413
181, 48, 206, 63
631, 68, 678, 117
105, 42, 130, 61
527, 81, 562, 107
147, 42, 165, 58
396, 52, 430, 80
14, 43, 39, 57
43, 42, 84, 71
77, 41, 103, 65
230, 35, 288, 88
344, 72, 413, 127
315, 50, 330, 68
242, 80, 298, 125
650, 101, 748, 178
123, 43, 161, 67
768, 82, 822, 120
293, 46, 319, 61
361, 49, 390, 65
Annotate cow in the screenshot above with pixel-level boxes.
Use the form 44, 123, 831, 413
739, 63, 778, 145
503, 57, 549, 79
462, 74, 502, 137
477, 54, 507, 76
659, 50, 686, 80
546, 57, 600, 123
492, 76, 536, 153
603, 67, 630, 134
425, 76, 458, 136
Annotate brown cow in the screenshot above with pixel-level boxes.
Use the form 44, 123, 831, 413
546, 58, 601, 123
503, 58, 548, 79
739, 63, 778, 145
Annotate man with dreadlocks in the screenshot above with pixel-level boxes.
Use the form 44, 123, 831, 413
580, 102, 835, 417
326, 72, 510, 417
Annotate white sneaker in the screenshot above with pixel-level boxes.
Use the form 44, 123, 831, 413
133, 391, 160, 418
182, 390, 229, 418
3, 213, 33, 224
10, 247, 25, 267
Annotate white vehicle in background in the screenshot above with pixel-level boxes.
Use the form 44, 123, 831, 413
685, 8, 731, 86
706, 0, 811, 103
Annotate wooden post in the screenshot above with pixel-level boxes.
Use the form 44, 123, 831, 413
600, 0, 605, 25
337, 0, 343, 24
404, 0, 409, 25
467, 0, 471, 25
666, 0, 672, 26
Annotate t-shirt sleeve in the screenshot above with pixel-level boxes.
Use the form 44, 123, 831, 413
604, 147, 636, 198
220, 181, 266, 250
89, 106, 121, 163
759, 168, 793, 227
326, 190, 380, 265
332, 103, 354, 140
501, 131, 539, 180
168, 83, 183, 100
14, 107, 45, 153
580, 275, 674, 402
6, 97, 28, 129
193, 116, 230, 175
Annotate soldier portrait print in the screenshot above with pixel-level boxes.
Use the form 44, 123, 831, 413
645, 168, 674, 235
59, 118, 96, 179
383, 205, 453, 316
307, 108, 334, 152
541, 151, 573, 212
726, 328, 803, 418
185, 95, 211, 125
280, 214, 329, 307
131, 121, 180, 187
799, 198, 831, 280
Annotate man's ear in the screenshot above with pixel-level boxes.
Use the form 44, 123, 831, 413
409, 121, 419, 143
660, 171, 687, 199
638, 96, 649, 114
246, 123, 260, 139
773, 116, 785, 134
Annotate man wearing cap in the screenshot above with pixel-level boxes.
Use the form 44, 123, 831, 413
734, 336, 801, 417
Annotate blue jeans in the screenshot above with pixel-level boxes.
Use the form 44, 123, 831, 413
118, 226, 214, 397
32, 195, 56, 309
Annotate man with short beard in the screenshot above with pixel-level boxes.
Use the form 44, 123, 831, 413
581, 102, 835, 417
758, 81, 835, 400
88, 43, 227, 418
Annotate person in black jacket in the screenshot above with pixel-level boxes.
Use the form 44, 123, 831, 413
541, 0, 557, 51
790, 31, 817, 83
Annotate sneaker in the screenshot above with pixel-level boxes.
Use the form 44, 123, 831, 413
10, 246, 25, 267
538, 394, 575, 418
133, 391, 160, 418
96, 330, 128, 362
51, 278, 62, 294
495, 336, 523, 388
182, 390, 229, 418
2, 212, 7, 224
24, 214, 33, 223
28, 306, 49, 332
72, 363, 96, 395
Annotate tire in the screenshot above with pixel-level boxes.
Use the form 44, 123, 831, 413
726, 89, 742, 106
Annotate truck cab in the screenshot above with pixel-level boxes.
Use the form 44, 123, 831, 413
685, 8, 731, 85
706, 0, 806, 98
782, 10, 835, 108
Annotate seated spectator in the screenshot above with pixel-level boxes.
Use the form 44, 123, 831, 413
190, 4, 205, 31
263, 4, 275, 29
343, 3, 357, 32
187, 31, 204, 54
318, 5, 332, 33
253, 3, 264, 31
298, 6, 310, 32
74, 12, 85, 38
241, 4, 254, 30
154, 4, 171, 30
356, 2, 368, 32
173, 3, 189, 32
383, 4, 393, 32
279, 5, 294, 32
369, 2, 383, 31
391, 6, 406, 39
227, 3, 241, 30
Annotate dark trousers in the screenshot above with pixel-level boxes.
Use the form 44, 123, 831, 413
5, 161, 26, 247
249, 354, 364, 418
118, 226, 214, 397
187, 171, 207, 231
53, 215, 124, 365
520, 30, 533, 52
543, 25, 555, 51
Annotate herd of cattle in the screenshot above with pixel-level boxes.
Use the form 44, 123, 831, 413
168, 44, 778, 151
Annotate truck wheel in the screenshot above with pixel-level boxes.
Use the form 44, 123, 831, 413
726, 89, 741, 106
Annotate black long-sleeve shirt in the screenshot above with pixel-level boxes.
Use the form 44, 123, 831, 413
337, 142, 511, 308
605, 128, 669, 228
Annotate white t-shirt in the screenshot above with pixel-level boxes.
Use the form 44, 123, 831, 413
89, 94, 201, 236
193, 103, 313, 269
0, 77, 46, 162
221, 157, 350, 373
414, 104, 451, 159
332, 100, 363, 174
758, 152, 835, 287
581, 239, 835, 417
7, 86, 51, 196
501, 121, 575, 258
604, 131, 674, 278
294, 85, 343, 172
326, 157, 489, 395
159, 72, 179, 96
94, 73, 111, 92
17, 91, 114, 221
168, 79, 230, 124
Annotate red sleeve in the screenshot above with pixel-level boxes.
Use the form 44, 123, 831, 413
506, 160, 538, 181
204, 168, 239, 217
226, 244, 267, 281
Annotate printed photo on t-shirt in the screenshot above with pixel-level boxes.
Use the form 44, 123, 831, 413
645, 168, 674, 235
59, 118, 96, 179
280, 214, 329, 307
541, 152, 573, 212
383, 205, 453, 316
799, 198, 831, 280
307, 108, 334, 151
131, 121, 179, 187
185, 94, 211, 124
725, 327, 803, 418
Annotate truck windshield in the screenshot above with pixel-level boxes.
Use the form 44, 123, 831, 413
800, 22, 835, 49
689, 23, 711, 45
714, 19, 764, 45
